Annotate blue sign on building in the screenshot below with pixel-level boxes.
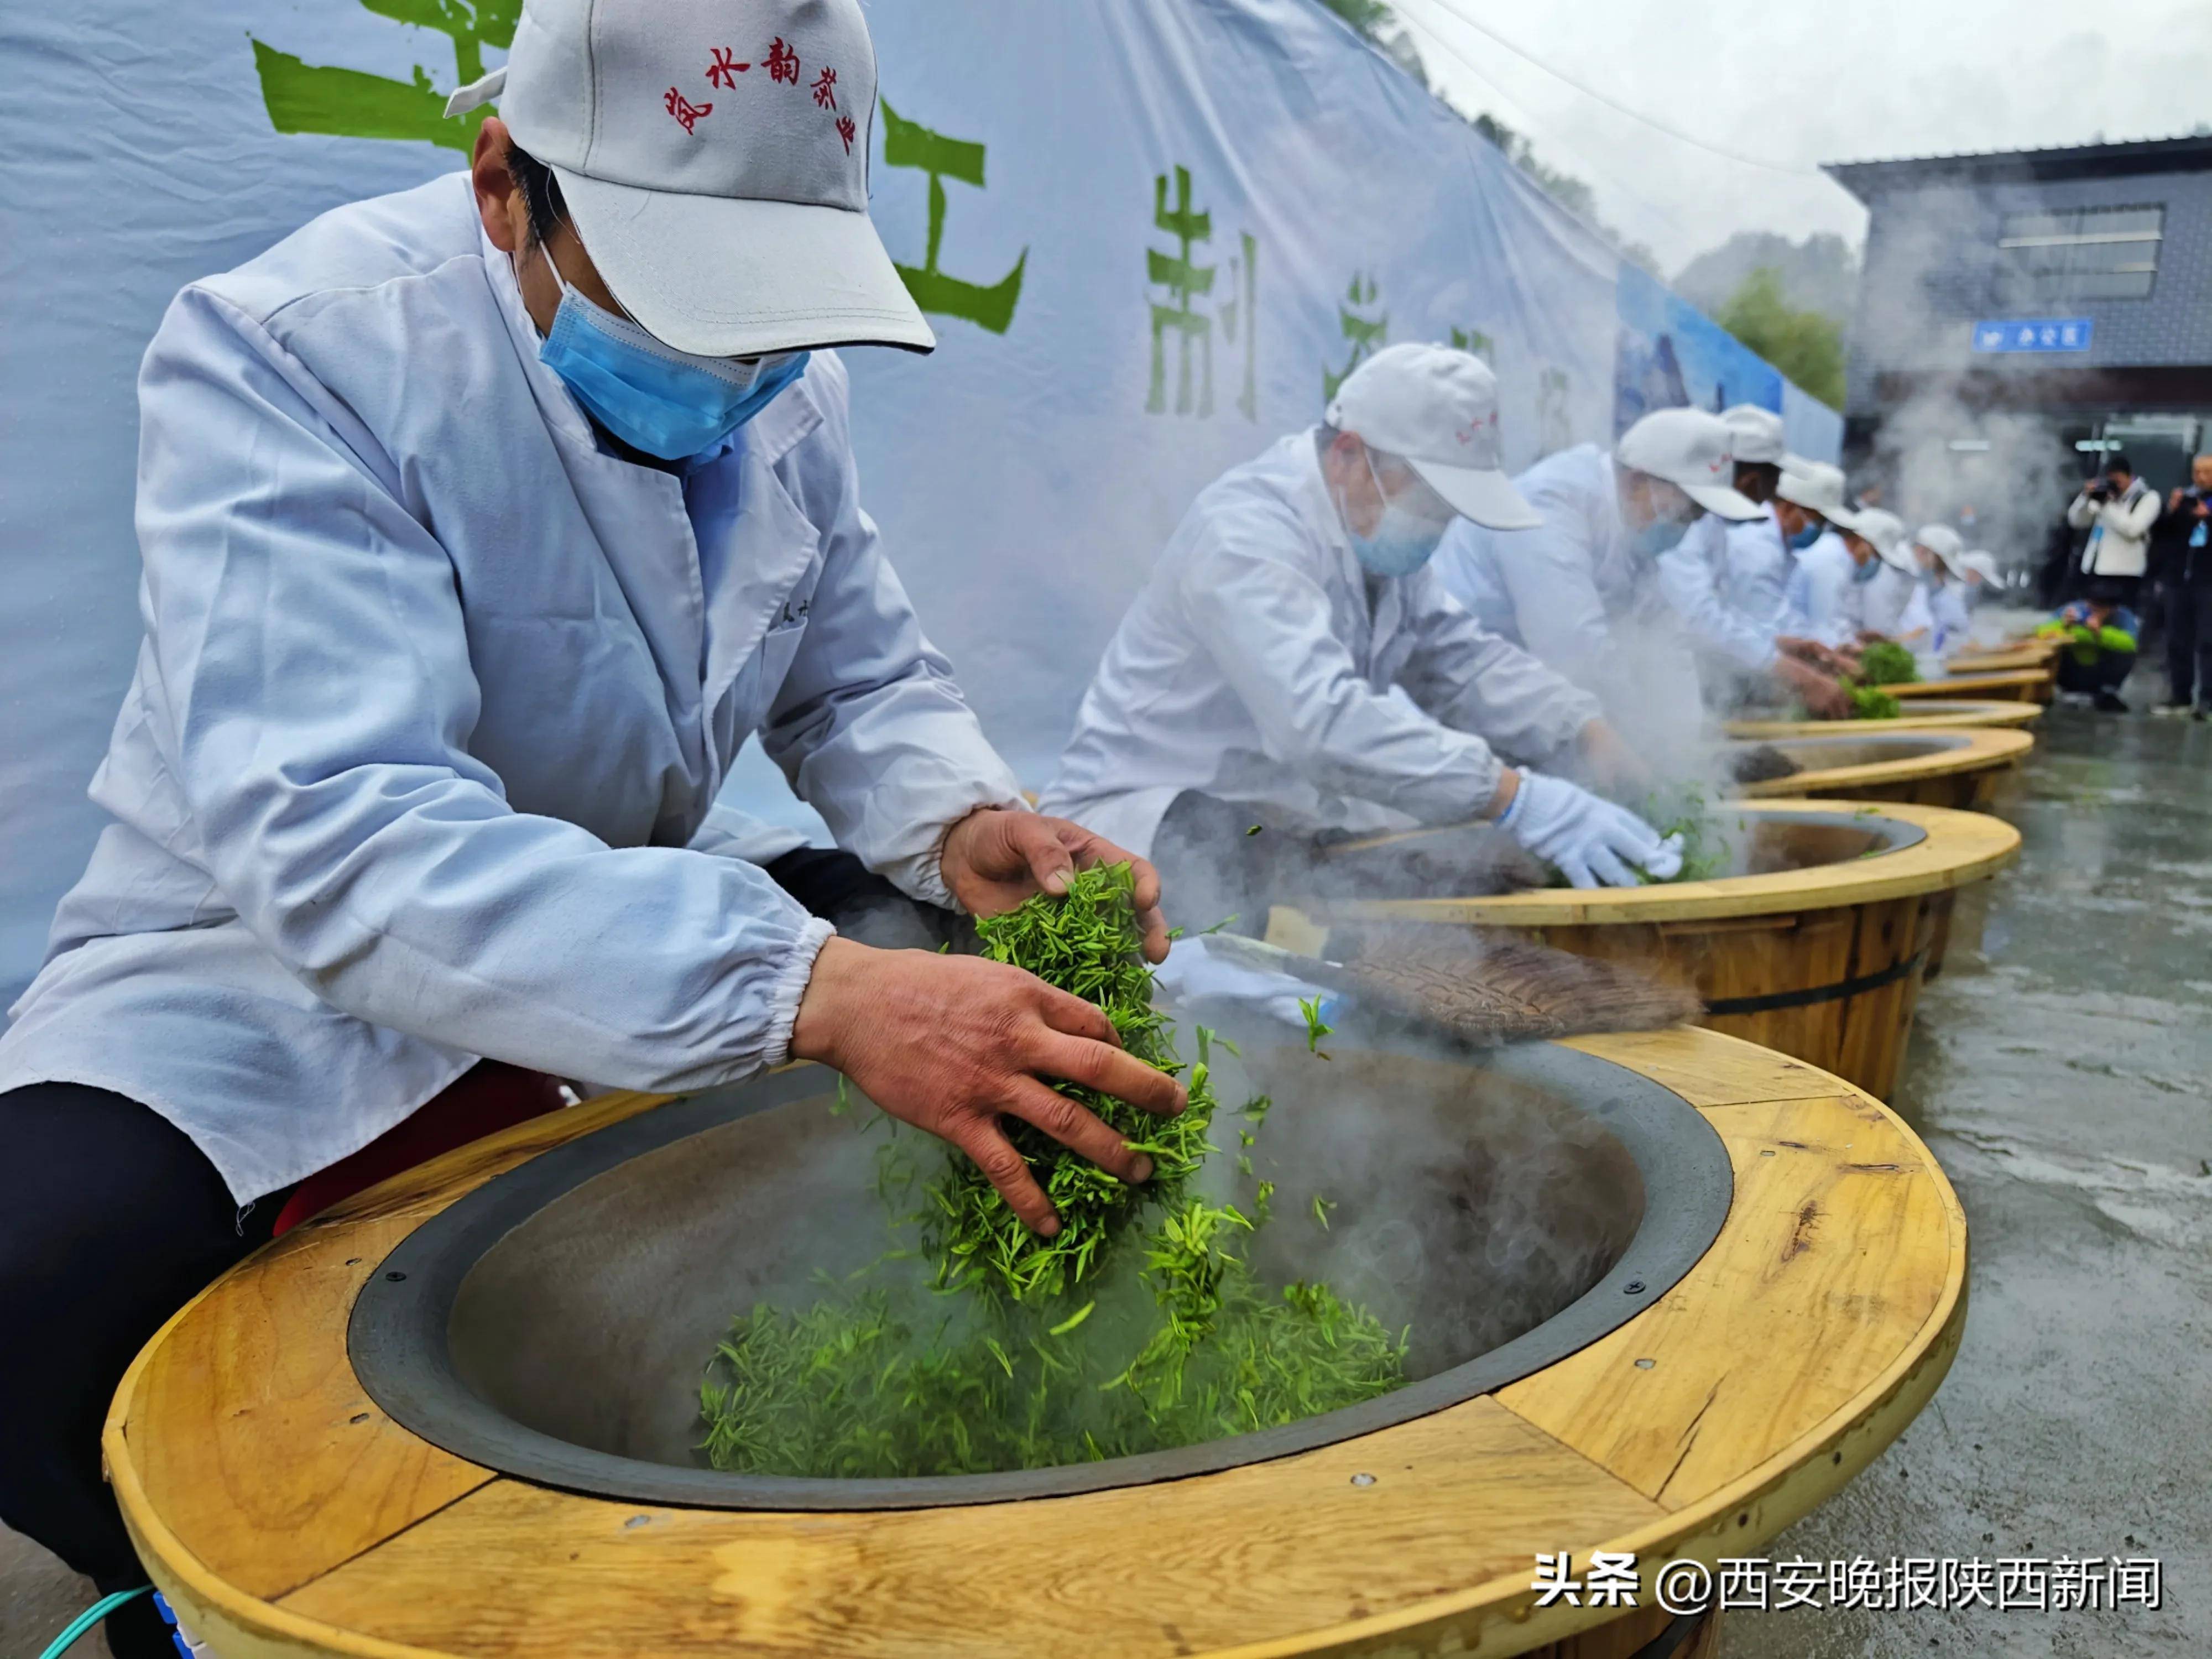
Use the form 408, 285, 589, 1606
1971, 317, 2094, 354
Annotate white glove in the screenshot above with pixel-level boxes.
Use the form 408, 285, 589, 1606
1497, 771, 1684, 889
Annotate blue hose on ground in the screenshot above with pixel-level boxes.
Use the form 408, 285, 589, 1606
36, 1585, 152, 1659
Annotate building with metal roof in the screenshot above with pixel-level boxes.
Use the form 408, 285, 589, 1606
1825, 132, 2212, 533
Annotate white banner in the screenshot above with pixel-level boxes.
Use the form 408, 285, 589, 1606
0, 0, 1835, 998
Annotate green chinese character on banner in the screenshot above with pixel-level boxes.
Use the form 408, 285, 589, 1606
252, 0, 520, 152
1322, 273, 1387, 400
1147, 165, 1217, 416
1449, 325, 1493, 360
879, 100, 1028, 335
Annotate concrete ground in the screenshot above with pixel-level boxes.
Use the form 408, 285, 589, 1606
1, 1532, 109, 1659
6, 702, 2208, 1659
1723, 700, 2212, 1658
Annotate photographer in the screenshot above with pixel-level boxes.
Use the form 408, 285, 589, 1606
2155, 452, 2212, 717
2065, 452, 2159, 608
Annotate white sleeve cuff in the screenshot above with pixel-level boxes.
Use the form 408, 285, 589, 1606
761, 916, 837, 1068
912, 796, 1029, 913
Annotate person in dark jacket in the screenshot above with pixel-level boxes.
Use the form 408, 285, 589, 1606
2153, 453, 2212, 717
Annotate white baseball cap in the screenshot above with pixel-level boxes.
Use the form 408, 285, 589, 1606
1913, 523, 1966, 576
1616, 408, 1764, 520
1776, 460, 1848, 518
1720, 404, 1787, 466
1831, 505, 1911, 568
447, 0, 933, 358
1324, 342, 1541, 530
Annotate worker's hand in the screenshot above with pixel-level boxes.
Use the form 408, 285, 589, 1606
1575, 719, 1652, 797
1499, 771, 1682, 889
1777, 635, 1851, 675
789, 936, 1187, 1234
938, 807, 1170, 962
1777, 654, 1854, 718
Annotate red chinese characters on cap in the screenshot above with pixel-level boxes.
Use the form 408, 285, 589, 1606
679, 36, 851, 156
664, 87, 712, 133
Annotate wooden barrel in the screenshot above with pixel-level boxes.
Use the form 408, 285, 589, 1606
108, 1027, 1961, 1659
1727, 698, 2041, 739
1295, 802, 2019, 1100
1889, 669, 2046, 703
1734, 727, 2034, 811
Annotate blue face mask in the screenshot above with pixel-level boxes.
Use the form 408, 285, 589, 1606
534, 250, 810, 461
1850, 550, 1883, 583
1628, 516, 1693, 560
1789, 520, 1823, 551
1340, 449, 1452, 577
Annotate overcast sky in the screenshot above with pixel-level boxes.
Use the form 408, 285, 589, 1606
1392, 0, 2212, 275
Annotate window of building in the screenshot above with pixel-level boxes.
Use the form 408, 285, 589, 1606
1996, 204, 2164, 304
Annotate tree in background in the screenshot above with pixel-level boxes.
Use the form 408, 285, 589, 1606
1714, 267, 1846, 408
1313, 3, 1658, 281
1674, 230, 1858, 331
1317, 0, 1429, 87
1318, 0, 1395, 36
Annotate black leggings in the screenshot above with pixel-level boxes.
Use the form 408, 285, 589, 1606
2164, 569, 2212, 707
0, 1082, 286, 1658
2056, 649, 2136, 696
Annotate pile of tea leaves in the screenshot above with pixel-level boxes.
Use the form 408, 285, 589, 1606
1855, 640, 1921, 686
1636, 782, 1735, 883
697, 863, 1409, 1478
1841, 681, 1903, 719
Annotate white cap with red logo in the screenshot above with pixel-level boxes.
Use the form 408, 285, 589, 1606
1615, 408, 1764, 520
1830, 505, 1913, 567
1777, 460, 1848, 518
1913, 523, 1967, 576
1719, 404, 1787, 466
1323, 342, 1541, 530
447, 0, 933, 358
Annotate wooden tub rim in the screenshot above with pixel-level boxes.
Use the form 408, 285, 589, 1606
1304, 800, 2019, 928
1735, 727, 2034, 800
1887, 670, 2044, 698
103, 1029, 1971, 1659
1724, 700, 2041, 737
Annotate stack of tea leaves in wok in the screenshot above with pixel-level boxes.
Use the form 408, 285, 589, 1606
697, 863, 1408, 1478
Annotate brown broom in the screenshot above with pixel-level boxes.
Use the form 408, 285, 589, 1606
1206, 927, 1700, 1047
1727, 744, 1804, 786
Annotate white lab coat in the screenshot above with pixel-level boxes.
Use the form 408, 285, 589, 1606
1433, 445, 1705, 758
0, 175, 1021, 1202
1861, 562, 1921, 638
1040, 432, 1601, 857
1656, 509, 1784, 672
1781, 531, 1867, 645
1898, 578, 1972, 655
